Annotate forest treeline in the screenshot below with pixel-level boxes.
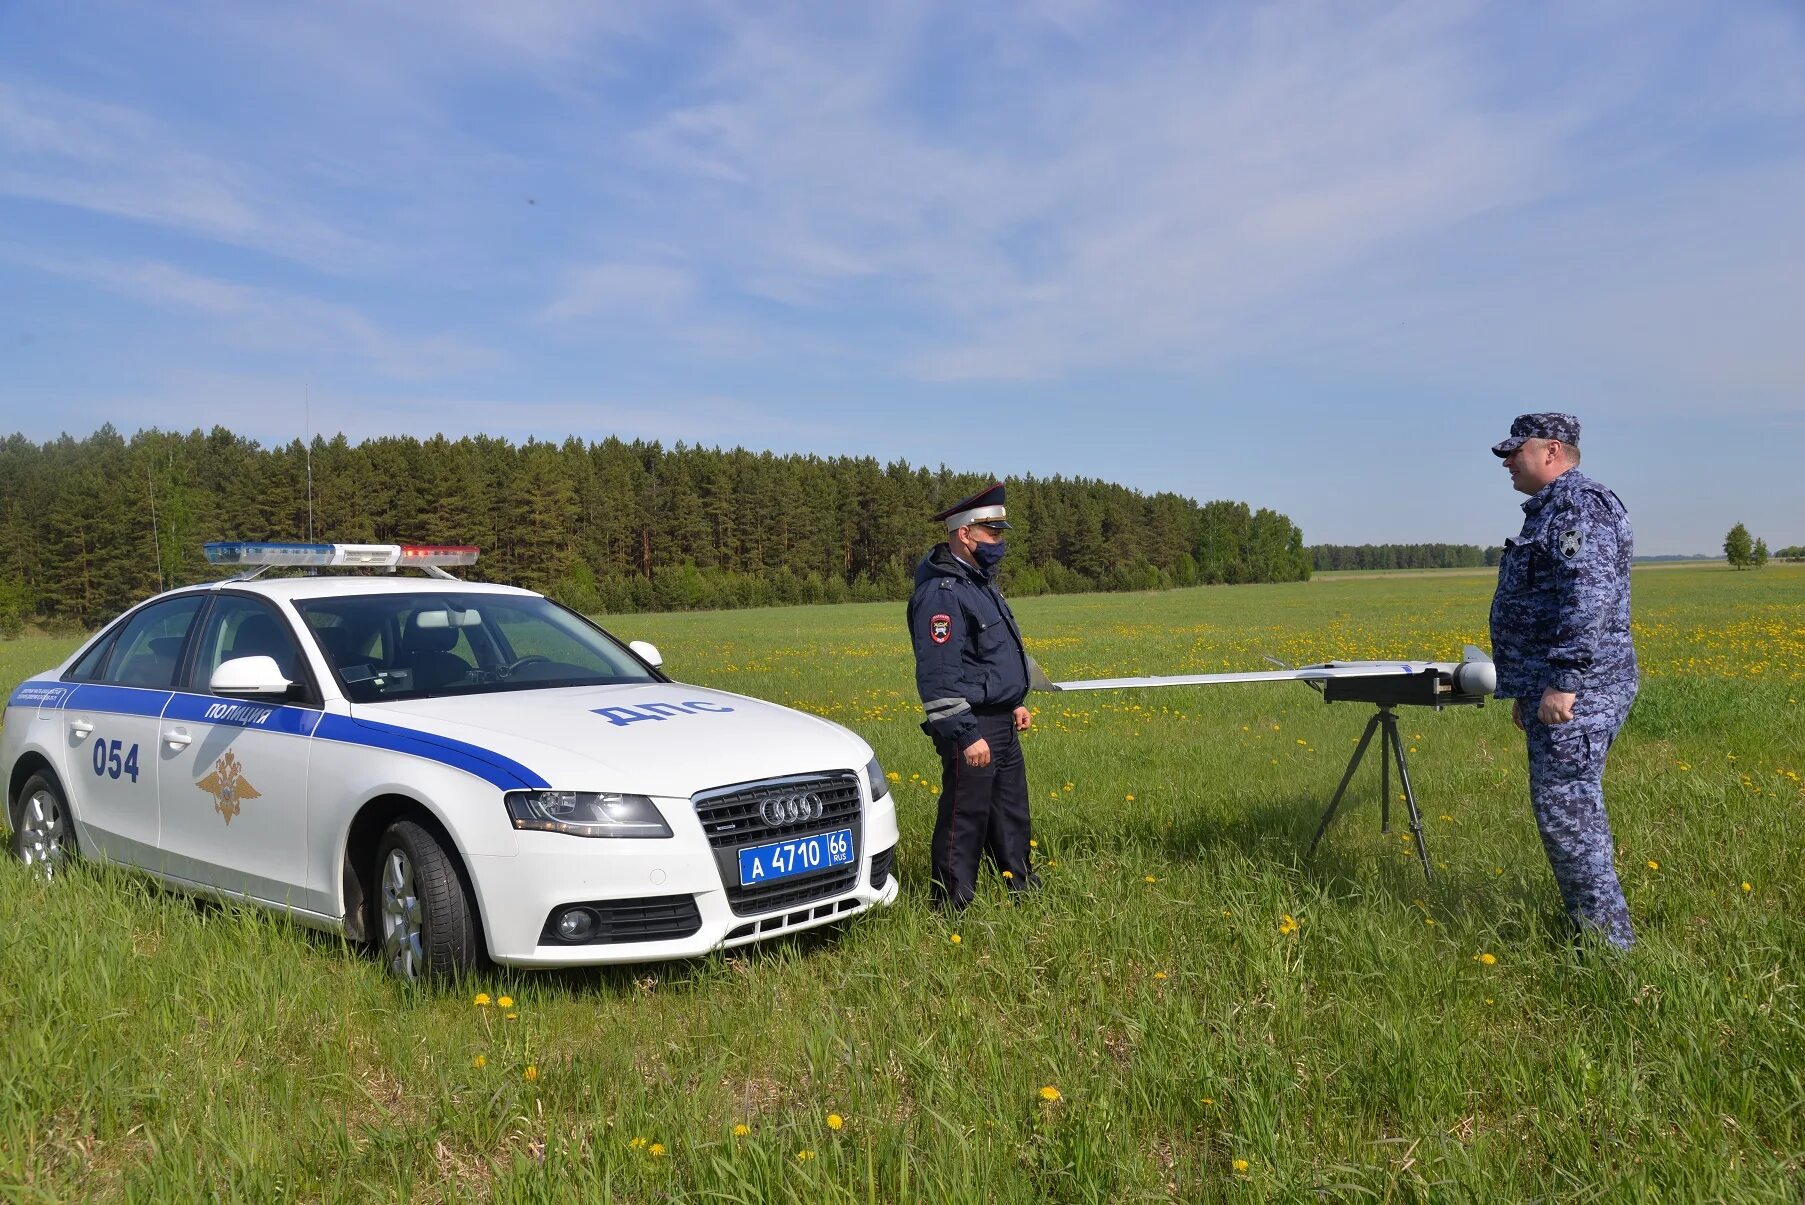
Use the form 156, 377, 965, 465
0, 426, 1312, 632
1307, 543, 1504, 571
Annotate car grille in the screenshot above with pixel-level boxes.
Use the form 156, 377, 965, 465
693, 771, 864, 917
869, 845, 894, 889
539, 894, 702, 945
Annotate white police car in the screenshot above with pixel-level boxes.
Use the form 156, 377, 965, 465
3, 542, 899, 980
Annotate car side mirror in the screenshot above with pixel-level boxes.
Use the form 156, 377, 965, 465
628, 640, 663, 669
211, 655, 295, 698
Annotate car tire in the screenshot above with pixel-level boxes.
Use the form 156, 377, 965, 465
373, 818, 484, 982
10, 771, 76, 878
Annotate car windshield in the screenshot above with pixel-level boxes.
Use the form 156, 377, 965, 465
295, 592, 658, 703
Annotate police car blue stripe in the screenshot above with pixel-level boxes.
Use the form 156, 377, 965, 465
314, 714, 549, 790
8, 682, 71, 710
40, 682, 544, 790
67, 683, 174, 718
161, 693, 324, 737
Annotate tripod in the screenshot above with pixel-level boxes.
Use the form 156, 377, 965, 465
1307, 704, 1432, 879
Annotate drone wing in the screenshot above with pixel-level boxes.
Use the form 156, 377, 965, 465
1053, 662, 1422, 692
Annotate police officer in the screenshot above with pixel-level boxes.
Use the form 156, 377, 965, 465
1489, 414, 1639, 950
908, 483, 1037, 910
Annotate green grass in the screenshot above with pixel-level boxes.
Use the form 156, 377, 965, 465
3, 565, 1801, 1201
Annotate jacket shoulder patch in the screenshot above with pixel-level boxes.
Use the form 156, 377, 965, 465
1560, 528, 1584, 559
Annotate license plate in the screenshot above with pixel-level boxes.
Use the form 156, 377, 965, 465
738, 827, 854, 887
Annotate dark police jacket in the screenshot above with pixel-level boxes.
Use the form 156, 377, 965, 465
1489, 469, 1639, 699
907, 544, 1030, 749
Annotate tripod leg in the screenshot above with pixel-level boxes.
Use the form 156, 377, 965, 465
1387, 714, 1432, 880
1380, 712, 1392, 834
1308, 711, 1382, 859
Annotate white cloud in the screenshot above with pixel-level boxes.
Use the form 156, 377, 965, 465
4, 249, 496, 380
542, 262, 695, 320
0, 82, 367, 270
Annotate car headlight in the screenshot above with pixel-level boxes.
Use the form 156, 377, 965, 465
503, 791, 673, 838
865, 755, 890, 802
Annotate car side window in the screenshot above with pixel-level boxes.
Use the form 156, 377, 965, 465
67, 627, 121, 682
188, 595, 306, 696
97, 596, 205, 689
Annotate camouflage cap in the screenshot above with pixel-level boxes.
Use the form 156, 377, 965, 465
1492, 412, 1581, 457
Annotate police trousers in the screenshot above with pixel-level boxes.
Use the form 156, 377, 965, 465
1522, 682, 1637, 949
930, 709, 1034, 910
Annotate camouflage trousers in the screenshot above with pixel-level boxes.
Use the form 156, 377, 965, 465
1521, 682, 1638, 950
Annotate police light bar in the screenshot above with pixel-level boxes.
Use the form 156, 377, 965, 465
399, 544, 479, 567
204, 542, 481, 569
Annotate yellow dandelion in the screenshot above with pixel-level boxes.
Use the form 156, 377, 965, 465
1002, 869, 1014, 879
473, 993, 492, 1007
1154, 971, 1168, 980
1029, 838, 1038, 848
1742, 881, 1753, 892
796, 1149, 816, 1162
1144, 874, 1158, 884
649, 1143, 666, 1158
826, 1113, 844, 1131
523, 1065, 538, 1082
1039, 1085, 1062, 1102
629, 1137, 647, 1150
505, 1013, 518, 1021
1477, 952, 1497, 966
950, 933, 962, 944
1233, 1158, 1250, 1173
1125, 793, 1135, 801
497, 995, 514, 1009
732, 1124, 750, 1137
1646, 860, 1659, 871
471, 1054, 486, 1069
1278, 913, 1299, 936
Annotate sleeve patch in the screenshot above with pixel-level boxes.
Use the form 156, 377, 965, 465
1560, 528, 1583, 559
930, 614, 952, 644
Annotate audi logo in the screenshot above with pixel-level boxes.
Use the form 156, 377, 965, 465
759, 792, 823, 827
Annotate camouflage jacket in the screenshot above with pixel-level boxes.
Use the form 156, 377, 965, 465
1489, 469, 1639, 699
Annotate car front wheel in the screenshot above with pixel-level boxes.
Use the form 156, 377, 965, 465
373, 819, 483, 982
11, 771, 75, 879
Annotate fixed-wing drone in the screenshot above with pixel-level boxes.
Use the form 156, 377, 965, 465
1048, 645, 1496, 706
1039, 647, 1499, 878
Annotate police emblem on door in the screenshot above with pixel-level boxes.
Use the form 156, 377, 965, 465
197, 751, 262, 825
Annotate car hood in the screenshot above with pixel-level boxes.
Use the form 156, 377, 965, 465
351, 681, 870, 797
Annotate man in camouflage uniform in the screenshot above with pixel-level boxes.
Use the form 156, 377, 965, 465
1489, 413, 1639, 949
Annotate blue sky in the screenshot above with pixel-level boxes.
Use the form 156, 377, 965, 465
2, 1, 1801, 555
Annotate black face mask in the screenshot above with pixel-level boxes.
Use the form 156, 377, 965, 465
972, 539, 1008, 571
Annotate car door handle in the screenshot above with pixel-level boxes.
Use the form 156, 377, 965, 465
70, 719, 95, 738
164, 728, 193, 750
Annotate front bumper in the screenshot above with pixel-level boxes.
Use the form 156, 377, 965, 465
466, 801, 900, 966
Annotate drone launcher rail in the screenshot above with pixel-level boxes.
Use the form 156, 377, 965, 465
1048, 646, 1498, 881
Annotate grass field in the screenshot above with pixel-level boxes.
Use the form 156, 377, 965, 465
2, 565, 1800, 1201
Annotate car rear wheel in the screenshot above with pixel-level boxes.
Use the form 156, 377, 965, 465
374, 819, 483, 982
11, 772, 75, 879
